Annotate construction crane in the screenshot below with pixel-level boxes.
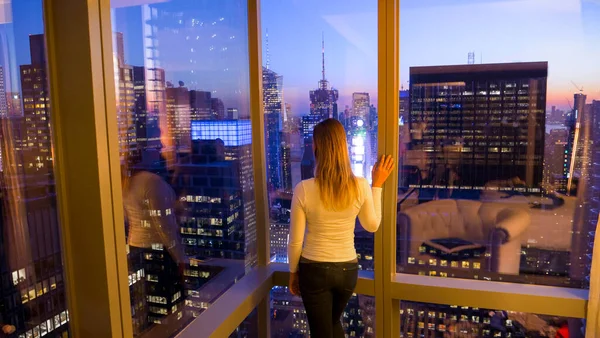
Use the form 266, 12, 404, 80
570, 81, 583, 93
565, 97, 572, 111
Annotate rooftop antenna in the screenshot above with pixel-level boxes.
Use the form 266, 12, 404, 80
321, 32, 326, 82
468, 52, 475, 65
265, 28, 270, 69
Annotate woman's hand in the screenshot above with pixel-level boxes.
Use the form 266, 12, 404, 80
289, 272, 301, 296
372, 155, 395, 188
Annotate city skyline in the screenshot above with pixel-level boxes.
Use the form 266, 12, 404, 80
5, 0, 599, 116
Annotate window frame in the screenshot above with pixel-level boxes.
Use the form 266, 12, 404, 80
44, 0, 592, 337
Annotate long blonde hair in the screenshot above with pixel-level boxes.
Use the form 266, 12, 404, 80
313, 118, 359, 211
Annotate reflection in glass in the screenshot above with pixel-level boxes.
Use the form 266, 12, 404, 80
270, 287, 375, 337
397, 0, 600, 292
262, 0, 378, 270
111, 0, 254, 336
400, 301, 582, 338
0, 1, 70, 337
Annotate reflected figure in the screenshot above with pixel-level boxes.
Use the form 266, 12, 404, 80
123, 164, 188, 334
287, 119, 394, 337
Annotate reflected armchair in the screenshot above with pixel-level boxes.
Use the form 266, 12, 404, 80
397, 199, 530, 275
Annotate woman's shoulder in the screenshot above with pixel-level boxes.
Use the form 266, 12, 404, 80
295, 178, 315, 189
355, 176, 369, 188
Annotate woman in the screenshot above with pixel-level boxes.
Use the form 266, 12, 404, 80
287, 118, 394, 337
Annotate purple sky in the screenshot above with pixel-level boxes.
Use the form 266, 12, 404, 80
262, 0, 600, 115
2, 0, 599, 116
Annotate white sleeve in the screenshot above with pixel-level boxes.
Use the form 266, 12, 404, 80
287, 182, 307, 273
357, 179, 383, 233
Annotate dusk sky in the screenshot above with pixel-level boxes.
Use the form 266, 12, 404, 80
2, 0, 599, 116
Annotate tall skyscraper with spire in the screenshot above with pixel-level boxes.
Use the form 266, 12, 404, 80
262, 29, 284, 191
309, 34, 339, 121
302, 34, 339, 179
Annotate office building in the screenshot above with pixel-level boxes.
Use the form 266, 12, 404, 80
0, 67, 7, 118
352, 92, 370, 120
563, 93, 588, 194
187, 120, 257, 268
113, 37, 138, 164
189, 91, 213, 121
165, 83, 192, 153
406, 62, 547, 193
570, 100, 600, 286
263, 67, 283, 191
300, 115, 320, 180
265, 112, 282, 190
269, 193, 292, 263
132, 66, 165, 166
211, 98, 225, 120
0, 34, 69, 338
19, 35, 53, 175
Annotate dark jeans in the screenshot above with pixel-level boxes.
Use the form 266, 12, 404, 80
298, 261, 359, 338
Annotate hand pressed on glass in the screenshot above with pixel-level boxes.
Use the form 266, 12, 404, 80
289, 272, 301, 296
372, 154, 395, 188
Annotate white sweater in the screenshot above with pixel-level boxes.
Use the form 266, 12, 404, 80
287, 177, 383, 273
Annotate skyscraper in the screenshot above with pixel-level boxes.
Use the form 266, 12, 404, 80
0, 34, 70, 338
211, 98, 225, 120
113, 37, 137, 165
19, 35, 53, 174
300, 37, 341, 180
406, 62, 547, 194
263, 67, 283, 191
300, 115, 320, 180
564, 93, 588, 194
187, 120, 257, 268
569, 99, 600, 286
308, 36, 338, 121
165, 82, 192, 153
0, 67, 8, 118
132, 66, 165, 167
189, 90, 213, 121
352, 92, 370, 120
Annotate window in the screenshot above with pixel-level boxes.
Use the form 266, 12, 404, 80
262, 0, 378, 271
397, 0, 600, 288
0, 1, 70, 337
111, 0, 255, 336
270, 287, 375, 337
230, 308, 258, 338
400, 301, 582, 337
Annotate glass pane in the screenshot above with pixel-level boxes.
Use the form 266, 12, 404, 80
262, 0, 378, 270
271, 286, 375, 337
397, 0, 600, 288
400, 300, 583, 338
0, 1, 70, 337
230, 308, 258, 338
110, 1, 255, 336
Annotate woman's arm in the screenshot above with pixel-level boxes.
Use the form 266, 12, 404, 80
287, 182, 306, 273
357, 179, 383, 233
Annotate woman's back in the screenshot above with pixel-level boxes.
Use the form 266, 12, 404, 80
288, 177, 381, 269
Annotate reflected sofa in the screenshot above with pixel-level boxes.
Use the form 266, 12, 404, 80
397, 200, 530, 275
